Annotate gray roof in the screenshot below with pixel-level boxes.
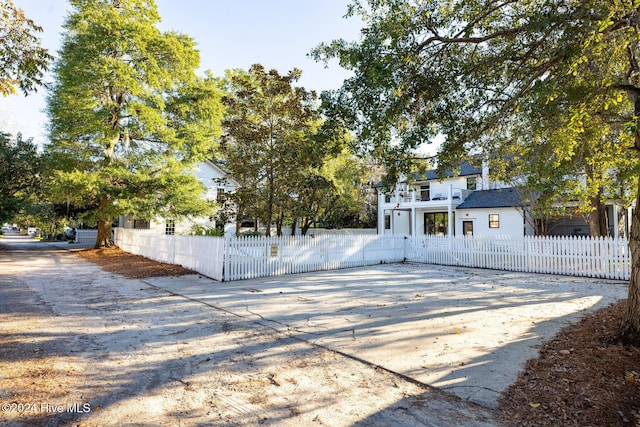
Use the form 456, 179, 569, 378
374, 161, 481, 188
457, 188, 525, 209
420, 161, 481, 181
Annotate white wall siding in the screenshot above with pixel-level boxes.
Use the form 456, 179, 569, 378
456, 208, 524, 236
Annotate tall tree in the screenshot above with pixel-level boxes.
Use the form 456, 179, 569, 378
221, 65, 320, 236
0, 0, 52, 96
46, 0, 223, 248
315, 0, 640, 343
0, 132, 41, 223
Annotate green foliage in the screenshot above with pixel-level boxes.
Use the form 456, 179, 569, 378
238, 230, 263, 237
189, 224, 224, 237
0, 0, 52, 95
317, 0, 640, 339
221, 65, 374, 235
0, 132, 41, 223
313, 0, 640, 178
46, 0, 223, 247
221, 65, 323, 236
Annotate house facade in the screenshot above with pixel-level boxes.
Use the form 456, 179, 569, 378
376, 161, 521, 236
119, 159, 239, 235
377, 161, 631, 238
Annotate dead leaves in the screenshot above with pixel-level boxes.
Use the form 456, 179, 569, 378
497, 301, 640, 426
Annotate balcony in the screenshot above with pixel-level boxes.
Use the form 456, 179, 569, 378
382, 187, 471, 208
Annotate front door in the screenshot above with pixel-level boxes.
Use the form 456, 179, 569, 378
463, 220, 473, 236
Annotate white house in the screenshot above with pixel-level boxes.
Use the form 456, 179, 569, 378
119, 159, 239, 235
376, 161, 530, 236
377, 161, 631, 238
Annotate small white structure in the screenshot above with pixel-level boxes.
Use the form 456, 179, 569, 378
119, 160, 239, 236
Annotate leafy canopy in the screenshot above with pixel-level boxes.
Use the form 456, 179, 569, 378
0, 0, 52, 96
314, 0, 639, 175
0, 132, 41, 223
221, 65, 323, 236
46, 0, 223, 245
314, 0, 640, 341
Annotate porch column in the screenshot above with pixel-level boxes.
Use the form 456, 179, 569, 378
447, 184, 453, 236
613, 204, 619, 239
411, 207, 416, 236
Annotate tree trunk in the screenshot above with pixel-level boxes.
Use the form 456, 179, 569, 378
235, 210, 242, 237
95, 219, 112, 249
94, 196, 113, 249
290, 218, 297, 236
276, 210, 283, 236
301, 218, 312, 236
622, 176, 640, 344
587, 196, 608, 237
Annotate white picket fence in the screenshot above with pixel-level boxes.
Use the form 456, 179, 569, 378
224, 234, 405, 281
113, 228, 631, 282
114, 228, 225, 281
405, 235, 630, 281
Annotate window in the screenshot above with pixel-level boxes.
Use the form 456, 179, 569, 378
216, 188, 227, 203
467, 176, 477, 191
384, 214, 391, 230
420, 184, 430, 201
424, 212, 454, 235
165, 220, 175, 235
489, 214, 500, 228
133, 219, 150, 230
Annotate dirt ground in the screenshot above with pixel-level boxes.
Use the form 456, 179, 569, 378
76, 246, 195, 279
1, 244, 496, 426
1, 245, 638, 426
76, 247, 640, 426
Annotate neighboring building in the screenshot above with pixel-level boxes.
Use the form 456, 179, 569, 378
119, 160, 239, 235
376, 161, 629, 238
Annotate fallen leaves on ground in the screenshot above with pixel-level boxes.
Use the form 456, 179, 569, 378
497, 300, 640, 426
76, 246, 195, 279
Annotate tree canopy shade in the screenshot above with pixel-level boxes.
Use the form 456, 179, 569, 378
46, 0, 223, 248
221, 65, 324, 236
314, 0, 640, 343
0, 132, 41, 223
0, 0, 52, 96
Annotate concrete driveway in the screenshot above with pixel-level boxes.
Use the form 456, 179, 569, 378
0, 236, 498, 426
0, 235, 628, 426
146, 262, 628, 408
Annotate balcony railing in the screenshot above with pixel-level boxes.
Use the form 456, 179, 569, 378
384, 187, 471, 205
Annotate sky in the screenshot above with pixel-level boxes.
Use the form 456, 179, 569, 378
1, 0, 362, 147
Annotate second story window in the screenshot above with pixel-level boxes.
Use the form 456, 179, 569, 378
420, 184, 430, 201
467, 176, 477, 191
217, 188, 227, 203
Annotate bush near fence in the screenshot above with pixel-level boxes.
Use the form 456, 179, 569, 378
113, 228, 631, 282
